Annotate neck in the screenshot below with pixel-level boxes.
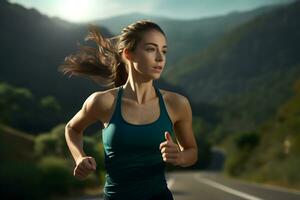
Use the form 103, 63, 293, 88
122, 68, 156, 105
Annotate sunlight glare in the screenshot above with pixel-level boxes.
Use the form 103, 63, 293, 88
57, 0, 93, 22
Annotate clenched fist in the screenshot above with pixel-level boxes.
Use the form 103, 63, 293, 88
159, 131, 182, 166
74, 156, 97, 180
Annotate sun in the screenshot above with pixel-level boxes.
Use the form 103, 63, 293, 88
57, 0, 93, 22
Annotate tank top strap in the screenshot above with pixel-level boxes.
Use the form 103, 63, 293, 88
116, 85, 124, 108
112, 85, 123, 120
153, 85, 169, 120
154, 85, 174, 136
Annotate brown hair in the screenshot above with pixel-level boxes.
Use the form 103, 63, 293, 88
59, 20, 166, 88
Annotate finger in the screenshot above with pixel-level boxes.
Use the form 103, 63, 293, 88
75, 167, 90, 176
159, 141, 178, 149
162, 156, 177, 163
78, 166, 92, 177
74, 168, 85, 178
163, 153, 179, 159
159, 141, 168, 149
77, 164, 90, 173
88, 157, 97, 170
75, 170, 85, 178
161, 147, 179, 154
165, 131, 174, 143
165, 158, 178, 165
84, 158, 94, 170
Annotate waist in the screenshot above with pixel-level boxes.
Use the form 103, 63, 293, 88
105, 162, 165, 183
104, 171, 168, 200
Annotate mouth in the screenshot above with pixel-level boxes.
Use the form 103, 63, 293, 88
153, 66, 163, 70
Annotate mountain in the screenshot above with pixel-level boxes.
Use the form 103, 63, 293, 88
1, 0, 296, 134
0, 1, 189, 132
223, 79, 300, 190
165, 1, 300, 137
0, 1, 112, 118
94, 5, 286, 74
93, 12, 169, 34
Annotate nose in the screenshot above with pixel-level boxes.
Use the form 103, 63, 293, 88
155, 50, 164, 62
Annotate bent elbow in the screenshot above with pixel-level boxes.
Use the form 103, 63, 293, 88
65, 122, 82, 135
65, 122, 71, 131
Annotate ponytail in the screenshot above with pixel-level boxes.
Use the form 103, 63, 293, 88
59, 26, 128, 87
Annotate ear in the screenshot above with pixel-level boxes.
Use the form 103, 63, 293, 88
123, 48, 132, 61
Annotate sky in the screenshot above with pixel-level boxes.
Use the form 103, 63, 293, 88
8, 0, 295, 23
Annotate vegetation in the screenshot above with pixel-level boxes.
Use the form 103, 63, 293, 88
0, 81, 63, 133
0, 123, 105, 199
223, 79, 300, 189
162, 0, 300, 190
1, 0, 300, 196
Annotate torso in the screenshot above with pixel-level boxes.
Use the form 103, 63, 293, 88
100, 86, 178, 199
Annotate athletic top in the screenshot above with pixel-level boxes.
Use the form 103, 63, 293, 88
102, 84, 175, 200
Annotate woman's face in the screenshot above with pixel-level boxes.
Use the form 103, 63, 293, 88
128, 30, 167, 80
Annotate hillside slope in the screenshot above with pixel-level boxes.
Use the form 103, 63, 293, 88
95, 5, 283, 71
166, 1, 300, 136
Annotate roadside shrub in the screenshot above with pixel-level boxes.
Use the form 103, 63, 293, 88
0, 160, 43, 200
37, 156, 73, 196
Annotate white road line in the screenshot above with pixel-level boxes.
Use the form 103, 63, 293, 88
219, 174, 300, 195
194, 174, 264, 200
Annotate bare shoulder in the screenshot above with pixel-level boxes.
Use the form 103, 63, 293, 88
159, 89, 192, 123
159, 89, 190, 107
67, 87, 119, 132
79, 87, 119, 127
83, 87, 119, 114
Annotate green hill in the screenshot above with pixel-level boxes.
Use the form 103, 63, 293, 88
165, 1, 300, 140
95, 5, 283, 72
0, 1, 187, 133
0, 0, 111, 121
223, 79, 300, 190
0, 0, 187, 98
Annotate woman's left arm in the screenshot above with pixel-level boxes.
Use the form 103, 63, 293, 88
160, 94, 198, 167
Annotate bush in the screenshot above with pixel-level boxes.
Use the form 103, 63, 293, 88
234, 131, 260, 150
0, 160, 43, 200
37, 156, 73, 196
34, 124, 69, 158
34, 133, 57, 157
50, 124, 70, 157
225, 150, 250, 176
224, 131, 260, 176
34, 127, 105, 195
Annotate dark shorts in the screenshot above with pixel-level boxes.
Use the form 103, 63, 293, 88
103, 188, 174, 200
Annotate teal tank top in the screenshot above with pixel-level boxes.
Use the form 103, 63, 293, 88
102, 84, 174, 200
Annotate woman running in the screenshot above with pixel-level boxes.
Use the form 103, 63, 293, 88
61, 20, 198, 200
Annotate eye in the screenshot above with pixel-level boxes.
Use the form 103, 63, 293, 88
162, 51, 167, 55
146, 48, 155, 52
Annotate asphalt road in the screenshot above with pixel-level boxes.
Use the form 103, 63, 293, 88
73, 171, 300, 200
167, 171, 300, 200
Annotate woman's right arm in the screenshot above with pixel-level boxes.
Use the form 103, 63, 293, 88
65, 92, 105, 179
